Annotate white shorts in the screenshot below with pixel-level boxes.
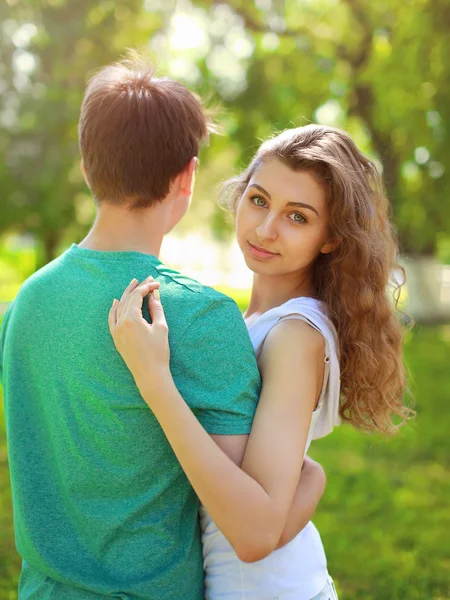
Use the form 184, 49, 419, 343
310, 576, 339, 600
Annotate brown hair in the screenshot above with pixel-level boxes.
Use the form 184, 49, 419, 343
224, 124, 413, 433
79, 53, 212, 208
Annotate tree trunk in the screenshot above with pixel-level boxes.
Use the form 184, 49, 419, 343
402, 256, 450, 324
36, 231, 59, 271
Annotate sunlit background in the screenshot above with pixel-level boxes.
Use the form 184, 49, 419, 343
1, 1, 449, 598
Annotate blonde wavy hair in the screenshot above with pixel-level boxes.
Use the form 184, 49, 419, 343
223, 124, 413, 433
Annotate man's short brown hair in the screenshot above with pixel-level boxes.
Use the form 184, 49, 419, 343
79, 55, 212, 208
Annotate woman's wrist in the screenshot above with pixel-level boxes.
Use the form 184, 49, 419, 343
135, 366, 175, 405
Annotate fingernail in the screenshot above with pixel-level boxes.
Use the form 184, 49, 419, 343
130, 278, 138, 285
112, 298, 118, 306
153, 289, 160, 300
145, 275, 154, 282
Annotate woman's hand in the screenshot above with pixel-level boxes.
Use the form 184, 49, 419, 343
108, 277, 171, 392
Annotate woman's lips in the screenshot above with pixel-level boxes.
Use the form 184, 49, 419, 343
247, 242, 279, 260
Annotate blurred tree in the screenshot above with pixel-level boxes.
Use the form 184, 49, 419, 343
1, 0, 449, 265
192, 0, 450, 256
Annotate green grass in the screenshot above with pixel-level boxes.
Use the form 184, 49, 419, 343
309, 325, 450, 599
0, 321, 449, 599
0, 394, 20, 598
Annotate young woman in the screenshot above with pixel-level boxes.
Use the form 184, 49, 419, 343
108, 125, 411, 599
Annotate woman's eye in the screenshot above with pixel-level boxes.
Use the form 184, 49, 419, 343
289, 212, 307, 224
250, 195, 267, 207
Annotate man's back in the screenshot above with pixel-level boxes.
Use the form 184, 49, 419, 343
0, 244, 260, 599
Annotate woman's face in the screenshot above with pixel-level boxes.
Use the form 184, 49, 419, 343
235, 158, 335, 278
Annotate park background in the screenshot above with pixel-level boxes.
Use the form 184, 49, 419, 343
0, 0, 449, 598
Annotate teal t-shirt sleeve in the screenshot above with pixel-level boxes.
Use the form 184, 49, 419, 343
0, 306, 11, 385
170, 297, 261, 435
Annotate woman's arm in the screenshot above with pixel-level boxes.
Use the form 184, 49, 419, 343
109, 280, 325, 562
276, 456, 326, 549
208, 436, 327, 549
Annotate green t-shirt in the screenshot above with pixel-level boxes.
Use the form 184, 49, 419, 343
0, 244, 261, 600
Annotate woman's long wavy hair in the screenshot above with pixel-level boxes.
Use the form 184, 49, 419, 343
223, 124, 413, 433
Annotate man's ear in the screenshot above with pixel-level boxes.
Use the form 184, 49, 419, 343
80, 159, 90, 189
178, 157, 198, 197
320, 238, 340, 255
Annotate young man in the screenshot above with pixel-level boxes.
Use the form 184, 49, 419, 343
0, 56, 326, 599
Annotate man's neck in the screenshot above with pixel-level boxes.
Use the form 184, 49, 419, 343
78, 203, 169, 257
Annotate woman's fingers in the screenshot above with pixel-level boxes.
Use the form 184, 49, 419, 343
116, 276, 156, 321
108, 276, 169, 373
121, 280, 160, 322
108, 298, 119, 336
148, 288, 168, 330
112, 276, 161, 333
117, 278, 140, 319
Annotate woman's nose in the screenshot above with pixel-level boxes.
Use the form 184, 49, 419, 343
255, 215, 278, 240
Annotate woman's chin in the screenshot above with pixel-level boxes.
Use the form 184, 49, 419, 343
243, 253, 277, 275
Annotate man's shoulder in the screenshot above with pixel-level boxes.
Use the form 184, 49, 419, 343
11, 253, 66, 303
154, 266, 248, 345
154, 264, 238, 310
1, 254, 68, 348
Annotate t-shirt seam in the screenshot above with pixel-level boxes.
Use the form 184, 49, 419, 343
66, 247, 221, 297
153, 265, 210, 295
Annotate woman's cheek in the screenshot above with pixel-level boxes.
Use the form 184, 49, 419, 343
236, 209, 251, 239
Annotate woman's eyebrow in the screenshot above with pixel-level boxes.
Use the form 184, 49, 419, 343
249, 183, 271, 199
286, 201, 319, 216
250, 183, 320, 217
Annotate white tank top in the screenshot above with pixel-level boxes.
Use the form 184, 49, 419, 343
199, 297, 341, 600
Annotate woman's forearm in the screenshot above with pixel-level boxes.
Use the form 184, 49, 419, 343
276, 457, 326, 549
138, 374, 283, 562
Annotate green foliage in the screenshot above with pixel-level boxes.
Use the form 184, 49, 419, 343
309, 324, 450, 598
203, 0, 450, 254
2, 0, 449, 261
0, 317, 449, 598
0, 240, 36, 301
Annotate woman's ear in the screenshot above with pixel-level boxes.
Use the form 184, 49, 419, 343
320, 238, 340, 255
